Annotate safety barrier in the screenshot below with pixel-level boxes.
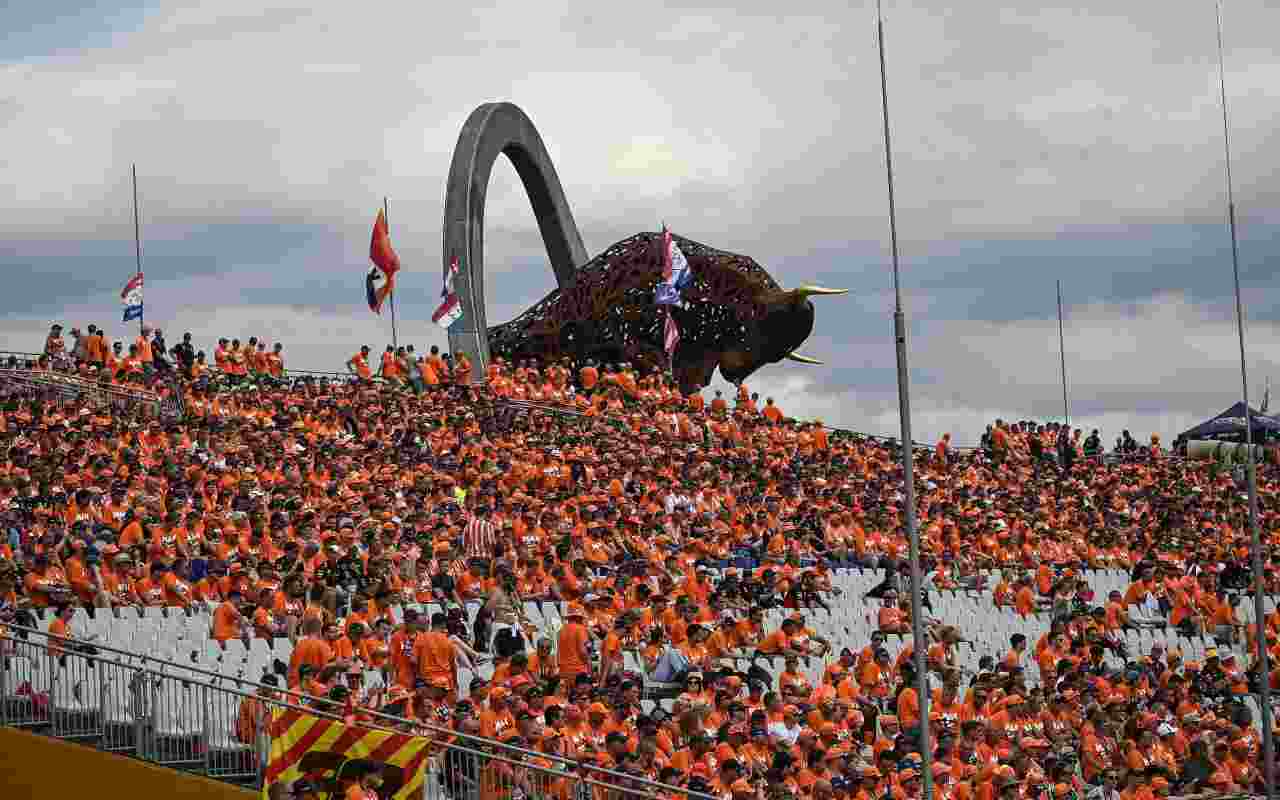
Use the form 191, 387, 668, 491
0, 625, 711, 800
0, 367, 183, 418
1, 627, 266, 781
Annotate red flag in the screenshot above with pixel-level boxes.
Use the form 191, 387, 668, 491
367, 209, 400, 314
370, 209, 400, 277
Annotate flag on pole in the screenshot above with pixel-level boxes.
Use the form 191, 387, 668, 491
366, 209, 400, 314
262, 708, 429, 800
121, 272, 144, 322
664, 306, 680, 364
432, 255, 464, 329
654, 226, 692, 306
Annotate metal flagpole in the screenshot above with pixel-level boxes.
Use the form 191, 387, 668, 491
132, 164, 143, 336
384, 197, 398, 349
875, 2, 932, 797
1214, 3, 1273, 795
1057, 280, 1069, 425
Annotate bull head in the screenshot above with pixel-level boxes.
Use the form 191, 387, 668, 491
674, 284, 847, 393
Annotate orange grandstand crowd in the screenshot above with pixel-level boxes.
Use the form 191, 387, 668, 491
3, 323, 1279, 800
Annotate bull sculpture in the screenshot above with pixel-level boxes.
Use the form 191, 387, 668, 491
441, 102, 844, 393
487, 231, 845, 395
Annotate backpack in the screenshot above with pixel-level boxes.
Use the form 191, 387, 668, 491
494, 627, 526, 660
746, 662, 773, 688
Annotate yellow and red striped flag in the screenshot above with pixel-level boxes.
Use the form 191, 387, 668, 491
262, 708, 429, 800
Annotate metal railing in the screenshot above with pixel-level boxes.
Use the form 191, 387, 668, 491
1, 627, 263, 782
0, 367, 180, 417
0, 625, 712, 800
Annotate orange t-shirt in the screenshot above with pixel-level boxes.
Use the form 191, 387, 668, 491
878, 607, 904, 631
1015, 586, 1036, 618
897, 686, 920, 728
350, 353, 371, 379
212, 601, 242, 642
557, 622, 591, 677
288, 636, 334, 687
381, 352, 401, 378
757, 629, 791, 654
413, 630, 456, 688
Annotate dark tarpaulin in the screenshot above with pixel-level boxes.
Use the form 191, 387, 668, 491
1178, 401, 1280, 441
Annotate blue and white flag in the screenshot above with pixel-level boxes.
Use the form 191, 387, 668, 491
654, 226, 691, 306
121, 272, 144, 322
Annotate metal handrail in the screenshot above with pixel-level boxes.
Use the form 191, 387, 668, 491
8, 621, 289, 697
0, 629, 627, 794
4, 623, 714, 800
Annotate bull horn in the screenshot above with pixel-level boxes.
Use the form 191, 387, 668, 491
786, 351, 824, 365
794, 285, 848, 297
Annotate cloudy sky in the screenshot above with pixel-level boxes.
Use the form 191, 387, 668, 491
3, 0, 1278, 445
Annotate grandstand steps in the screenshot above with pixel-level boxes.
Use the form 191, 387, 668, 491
0, 724, 256, 800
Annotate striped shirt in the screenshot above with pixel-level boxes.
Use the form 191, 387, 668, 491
463, 515, 498, 559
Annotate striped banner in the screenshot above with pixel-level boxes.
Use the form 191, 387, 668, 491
262, 708, 429, 800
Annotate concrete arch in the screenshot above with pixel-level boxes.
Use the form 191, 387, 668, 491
441, 102, 588, 371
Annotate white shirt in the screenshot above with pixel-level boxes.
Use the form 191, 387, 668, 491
665, 493, 693, 516
767, 721, 800, 746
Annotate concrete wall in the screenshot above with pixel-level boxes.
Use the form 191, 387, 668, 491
0, 727, 257, 800
442, 102, 588, 372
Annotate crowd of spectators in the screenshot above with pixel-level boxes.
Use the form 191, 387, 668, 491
2, 323, 1279, 800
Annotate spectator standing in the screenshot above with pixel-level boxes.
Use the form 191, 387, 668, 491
463, 505, 497, 560
172, 332, 196, 375
151, 328, 171, 372
44, 323, 65, 358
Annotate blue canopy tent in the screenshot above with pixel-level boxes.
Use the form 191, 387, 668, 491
1178, 401, 1280, 442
